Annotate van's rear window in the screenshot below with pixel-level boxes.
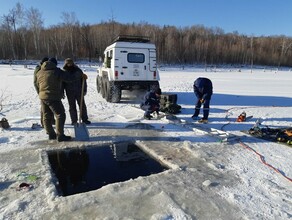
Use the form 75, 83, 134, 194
127, 53, 145, 63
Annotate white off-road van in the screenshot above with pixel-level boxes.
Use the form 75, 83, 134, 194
96, 35, 160, 103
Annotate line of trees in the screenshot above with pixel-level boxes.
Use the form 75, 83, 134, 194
1, 3, 292, 67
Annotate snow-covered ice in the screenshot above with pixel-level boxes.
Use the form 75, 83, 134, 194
0, 63, 291, 219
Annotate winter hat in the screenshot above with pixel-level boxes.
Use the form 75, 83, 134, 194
40, 57, 49, 65
155, 88, 162, 95
64, 58, 74, 66
49, 57, 57, 65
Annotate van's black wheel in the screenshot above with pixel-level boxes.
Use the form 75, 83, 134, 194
104, 77, 111, 102
96, 76, 101, 93
149, 81, 160, 91
109, 82, 121, 103
104, 79, 121, 103
101, 77, 106, 98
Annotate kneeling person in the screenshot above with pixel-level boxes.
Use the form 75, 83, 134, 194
140, 88, 161, 119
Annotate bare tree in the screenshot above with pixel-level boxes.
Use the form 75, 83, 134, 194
80, 23, 93, 61
61, 12, 79, 58
2, 3, 292, 67
1, 13, 17, 59
0, 3, 29, 59
26, 7, 43, 56
49, 26, 67, 58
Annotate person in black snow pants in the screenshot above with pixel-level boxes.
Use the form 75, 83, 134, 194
140, 88, 162, 119
192, 77, 213, 123
62, 58, 91, 125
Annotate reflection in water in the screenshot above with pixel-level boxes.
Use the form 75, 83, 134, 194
48, 149, 89, 196
110, 142, 147, 162
48, 142, 168, 196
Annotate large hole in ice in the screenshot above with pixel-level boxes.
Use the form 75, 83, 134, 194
47, 142, 168, 196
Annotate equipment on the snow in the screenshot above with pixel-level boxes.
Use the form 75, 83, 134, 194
0, 117, 10, 129
284, 129, 292, 137
74, 78, 90, 141
17, 182, 33, 191
236, 112, 253, 122
31, 123, 42, 129
236, 112, 246, 122
276, 128, 292, 143
160, 94, 181, 114
248, 124, 292, 146
160, 103, 181, 114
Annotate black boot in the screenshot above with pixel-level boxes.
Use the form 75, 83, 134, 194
82, 120, 91, 124
57, 134, 72, 142
48, 133, 57, 140
144, 115, 153, 120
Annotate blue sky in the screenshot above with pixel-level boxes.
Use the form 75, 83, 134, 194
1, 0, 292, 37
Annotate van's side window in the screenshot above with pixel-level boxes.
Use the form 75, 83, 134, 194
128, 53, 144, 63
106, 50, 112, 68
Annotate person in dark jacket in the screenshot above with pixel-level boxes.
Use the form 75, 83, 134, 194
62, 58, 90, 125
140, 88, 161, 119
36, 57, 87, 142
192, 77, 213, 123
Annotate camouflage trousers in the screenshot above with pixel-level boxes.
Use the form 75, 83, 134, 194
40, 99, 66, 137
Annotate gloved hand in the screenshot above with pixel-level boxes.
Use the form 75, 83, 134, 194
200, 99, 204, 103
82, 74, 88, 80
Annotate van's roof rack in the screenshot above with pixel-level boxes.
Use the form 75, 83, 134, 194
112, 35, 150, 43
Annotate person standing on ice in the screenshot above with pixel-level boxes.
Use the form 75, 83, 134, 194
62, 58, 90, 125
140, 88, 162, 119
192, 77, 213, 123
36, 57, 87, 142
33, 57, 55, 127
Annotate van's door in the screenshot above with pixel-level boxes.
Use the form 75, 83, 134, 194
149, 49, 156, 72
120, 48, 148, 81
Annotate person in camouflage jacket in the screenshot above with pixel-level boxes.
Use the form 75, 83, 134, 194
33, 57, 56, 127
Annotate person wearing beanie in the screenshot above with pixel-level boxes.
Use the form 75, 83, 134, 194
49, 57, 57, 65
33, 57, 56, 127
34, 57, 49, 93
35, 57, 88, 142
62, 58, 91, 125
140, 87, 162, 119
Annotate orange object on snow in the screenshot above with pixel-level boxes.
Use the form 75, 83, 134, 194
236, 112, 246, 122
284, 129, 292, 137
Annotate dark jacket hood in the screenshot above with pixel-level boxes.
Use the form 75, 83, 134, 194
41, 61, 57, 71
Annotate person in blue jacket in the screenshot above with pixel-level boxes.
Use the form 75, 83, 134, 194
192, 77, 213, 123
140, 88, 162, 119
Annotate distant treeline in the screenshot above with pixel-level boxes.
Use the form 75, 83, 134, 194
1, 3, 292, 67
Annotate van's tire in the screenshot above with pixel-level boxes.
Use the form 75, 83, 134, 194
109, 82, 121, 103
148, 81, 160, 91
104, 78, 111, 102
100, 77, 106, 98
104, 79, 121, 103
96, 76, 101, 93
